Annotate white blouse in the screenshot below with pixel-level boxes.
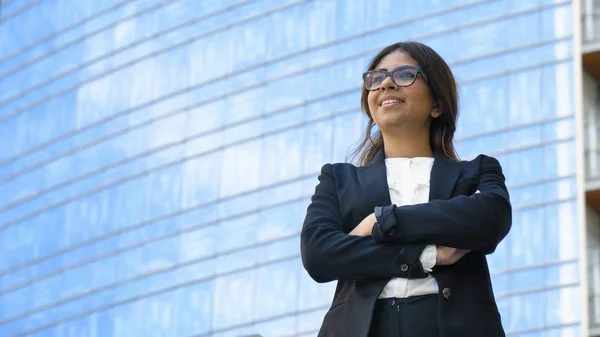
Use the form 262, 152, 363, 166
378, 157, 439, 299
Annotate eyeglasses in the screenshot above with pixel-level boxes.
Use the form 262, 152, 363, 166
362, 65, 428, 91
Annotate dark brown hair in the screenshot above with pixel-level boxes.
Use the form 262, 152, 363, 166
349, 42, 459, 166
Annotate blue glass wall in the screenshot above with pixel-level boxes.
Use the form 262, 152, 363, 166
0, 0, 583, 336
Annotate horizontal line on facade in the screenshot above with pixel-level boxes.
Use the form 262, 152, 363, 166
0, 85, 359, 187
506, 322, 580, 336
0, 0, 167, 67
0, 0, 570, 126
0, 194, 306, 296
191, 305, 326, 337
0, 0, 481, 88
0, 173, 315, 280
456, 115, 575, 143
488, 136, 576, 158
4, 249, 583, 336
0, 0, 42, 23
195, 319, 583, 337
491, 258, 578, 277
0, 44, 573, 188
0, 110, 329, 229
496, 281, 580, 300
0, 109, 577, 234
193, 310, 581, 337
505, 173, 576, 191
0, 178, 581, 305
0, 226, 303, 326
0, 136, 580, 288
0, 7, 572, 171
0, 0, 253, 83
0, 0, 310, 120
0, 111, 578, 223
0, 26, 571, 177
9, 254, 304, 336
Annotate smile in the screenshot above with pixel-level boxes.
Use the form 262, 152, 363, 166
381, 99, 403, 106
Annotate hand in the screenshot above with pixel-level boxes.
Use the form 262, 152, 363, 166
349, 213, 377, 236
436, 246, 471, 265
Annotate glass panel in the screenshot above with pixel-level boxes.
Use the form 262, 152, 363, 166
213, 269, 256, 330
541, 4, 573, 41
506, 11, 541, 49
256, 236, 301, 264
303, 119, 334, 174
298, 270, 337, 311
307, 0, 336, 48
254, 259, 300, 320
508, 68, 542, 126
545, 201, 578, 263
215, 246, 257, 274
335, 0, 366, 38
333, 111, 366, 163
179, 225, 217, 263
217, 213, 259, 254
542, 141, 576, 180
510, 207, 545, 269
176, 280, 214, 336
541, 62, 574, 119
257, 200, 305, 244
254, 315, 298, 336
459, 76, 508, 136
507, 291, 544, 331
544, 286, 581, 325
261, 127, 305, 186
457, 19, 507, 60
219, 139, 262, 198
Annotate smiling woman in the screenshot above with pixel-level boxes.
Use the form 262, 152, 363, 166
300, 42, 512, 337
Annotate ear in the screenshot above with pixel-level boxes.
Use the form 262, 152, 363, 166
431, 108, 441, 118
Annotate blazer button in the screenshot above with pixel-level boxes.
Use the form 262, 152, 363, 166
400, 264, 408, 272
442, 288, 451, 299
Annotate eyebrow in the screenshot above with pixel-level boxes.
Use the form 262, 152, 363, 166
373, 65, 415, 71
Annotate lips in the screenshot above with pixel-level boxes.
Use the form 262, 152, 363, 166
378, 95, 405, 106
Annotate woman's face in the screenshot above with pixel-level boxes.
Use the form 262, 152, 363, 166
367, 51, 437, 132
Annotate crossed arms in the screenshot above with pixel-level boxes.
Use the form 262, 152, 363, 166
300, 156, 512, 283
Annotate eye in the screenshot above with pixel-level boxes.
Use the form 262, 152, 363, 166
371, 72, 386, 82
396, 70, 416, 79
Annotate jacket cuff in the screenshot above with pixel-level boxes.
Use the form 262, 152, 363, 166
372, 205, 399, 242
389, 243, 428, 279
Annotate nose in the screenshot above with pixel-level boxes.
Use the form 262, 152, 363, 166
378, 74, 397, 90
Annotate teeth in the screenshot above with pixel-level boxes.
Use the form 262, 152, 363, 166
382, 99, 401, 106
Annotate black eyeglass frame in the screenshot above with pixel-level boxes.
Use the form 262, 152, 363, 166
362, 65, 429, 91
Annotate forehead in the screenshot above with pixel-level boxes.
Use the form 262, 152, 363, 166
375, 51, 419, 70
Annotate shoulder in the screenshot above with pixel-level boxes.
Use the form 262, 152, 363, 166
321, 163, 358, 173
321, 163, 368, 184
457, 154, 504, 172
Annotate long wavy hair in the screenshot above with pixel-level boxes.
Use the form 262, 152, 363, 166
349, 42, 460, 166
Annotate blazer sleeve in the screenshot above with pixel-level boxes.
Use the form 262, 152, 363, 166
372, 155, 511, 254
301, 163, 428, 283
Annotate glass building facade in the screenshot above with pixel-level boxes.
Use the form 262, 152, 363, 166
0, 0, 586, 336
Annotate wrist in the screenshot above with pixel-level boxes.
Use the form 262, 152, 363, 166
373, 205, 398, 238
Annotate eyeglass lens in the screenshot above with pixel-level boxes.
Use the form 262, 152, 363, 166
364, 68, 418, 90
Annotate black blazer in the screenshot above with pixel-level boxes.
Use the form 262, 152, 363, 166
300, 149, 512, 337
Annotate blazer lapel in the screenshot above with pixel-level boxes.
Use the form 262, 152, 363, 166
359, 149, 392, 210
429, 151, 462, 201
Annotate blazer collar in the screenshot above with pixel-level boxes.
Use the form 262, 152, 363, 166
429, 150, 461, 201
360, 148, 461, 208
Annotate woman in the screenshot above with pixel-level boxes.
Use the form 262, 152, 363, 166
300, 42, 512, 337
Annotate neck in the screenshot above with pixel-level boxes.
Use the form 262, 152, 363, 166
382, 129, 433, 159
